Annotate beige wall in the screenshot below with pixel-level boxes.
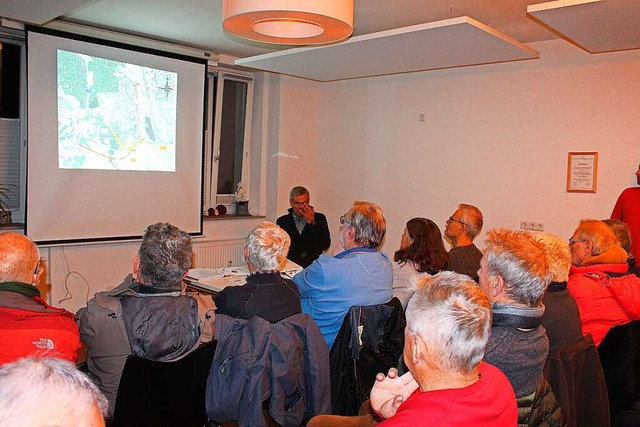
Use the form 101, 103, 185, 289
304, 39, 640, 258
45, 38, 640, 313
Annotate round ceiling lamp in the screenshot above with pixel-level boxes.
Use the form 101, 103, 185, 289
222, 0, 354, 45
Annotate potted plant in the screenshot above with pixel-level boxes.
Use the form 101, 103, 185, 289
235, 181, 249, 216
0, 184, 17, 226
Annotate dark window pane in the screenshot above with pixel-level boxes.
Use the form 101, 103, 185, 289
216, 79, 247, 195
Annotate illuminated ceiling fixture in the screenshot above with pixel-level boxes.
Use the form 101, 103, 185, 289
222, 0, 354, 45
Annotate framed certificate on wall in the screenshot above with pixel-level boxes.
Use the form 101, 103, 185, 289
567, 152, 598, 193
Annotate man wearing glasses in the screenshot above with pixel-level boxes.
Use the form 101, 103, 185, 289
0, 233, 80, 364
444, 204, 484, 281
277, 186, 331, 268
293, 201, 392, 348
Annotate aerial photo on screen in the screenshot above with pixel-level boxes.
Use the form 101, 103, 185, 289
57, 49, 177, 171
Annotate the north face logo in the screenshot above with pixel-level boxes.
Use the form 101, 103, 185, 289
32, 338, 54, 350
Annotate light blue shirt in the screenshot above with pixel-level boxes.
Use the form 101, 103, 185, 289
293, 247, 393, 348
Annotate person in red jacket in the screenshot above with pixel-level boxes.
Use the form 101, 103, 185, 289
567, 219, 640, 346
0, 233, 80, 364
611, 163, 640, 267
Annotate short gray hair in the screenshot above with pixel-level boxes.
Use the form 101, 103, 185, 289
343, 201, 386, 248
457, 204, 483, 240
484, 229, 552, 307
289, 186, 309, 201
245, 222, 291, 271
138, 223, 192, 288
0, 357, 108, 426
407, 271, 492, 375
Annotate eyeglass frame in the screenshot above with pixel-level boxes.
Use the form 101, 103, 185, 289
568, 237, 587, 245
339, 215, 351, 226
446, 216, 465, 226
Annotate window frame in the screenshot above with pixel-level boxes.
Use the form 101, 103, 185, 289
0, 29, 27, 224
203, 68, 254, 215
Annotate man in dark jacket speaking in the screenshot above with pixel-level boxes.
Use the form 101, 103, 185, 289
277, 186, 331, 268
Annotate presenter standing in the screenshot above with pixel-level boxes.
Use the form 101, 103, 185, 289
277, 186, 331, 268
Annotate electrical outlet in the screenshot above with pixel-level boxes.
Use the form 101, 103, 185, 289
419, 113, 426, 122
520, 221, 544, 232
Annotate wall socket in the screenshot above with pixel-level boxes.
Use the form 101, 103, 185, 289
520, 221, 544, 232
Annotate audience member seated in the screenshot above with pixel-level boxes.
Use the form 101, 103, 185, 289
0, 357, 108, 426
309, 271, 516, 426
533, 232, 584, 351
294, 201, 393, 348
604, 218, 640, 277
444, 204, 484, 281
372, 271, 517, 426
478, 229, 552, 398
215, 221, 301, 323
79, 222, 216, 418
392, 218, 448, 309
0, 232, 80, 364
567, 219, 640, 346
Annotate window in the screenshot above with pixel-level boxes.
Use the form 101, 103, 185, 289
203, 70, 253, 214
0, 29, 26, 223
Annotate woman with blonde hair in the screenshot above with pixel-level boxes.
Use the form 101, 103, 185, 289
568, 219, 640, 346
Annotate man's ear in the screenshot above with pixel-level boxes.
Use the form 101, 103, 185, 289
584, 239, 594, 256
491, 275, 505, 298
132, 255, 141, 282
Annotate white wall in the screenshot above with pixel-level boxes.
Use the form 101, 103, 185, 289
303, 39, 640, 259
41, 38, 640, 313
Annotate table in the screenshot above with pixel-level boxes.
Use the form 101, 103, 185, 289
185, 259, 303, 295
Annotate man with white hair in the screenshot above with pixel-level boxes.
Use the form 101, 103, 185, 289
0, 357, 108, 427
216, 221, 301, 322
294, 201, 392, 348
0, 232, 80, 364
478, 229, 552, 398
366, 272, 517, 425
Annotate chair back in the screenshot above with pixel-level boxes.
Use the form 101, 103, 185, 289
112, 341, 216, 427
544, 334, 610, 427
598, 320, 640, 424
329, 297, 406, 416
206, 314, 331, 427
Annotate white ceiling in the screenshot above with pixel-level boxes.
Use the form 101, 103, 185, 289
1, 0, 559, 58
236, 17, 540, 82
527, 0, 640, 53
0, 0, 638, 80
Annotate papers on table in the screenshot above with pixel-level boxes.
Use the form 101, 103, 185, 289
185, 260, 303, 294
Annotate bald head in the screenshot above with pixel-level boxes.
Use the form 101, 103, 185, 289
0, 233, 40, 284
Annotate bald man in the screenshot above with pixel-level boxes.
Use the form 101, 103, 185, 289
0, 233, 80, 364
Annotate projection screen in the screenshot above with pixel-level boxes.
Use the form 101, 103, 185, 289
26, 26, 206, 244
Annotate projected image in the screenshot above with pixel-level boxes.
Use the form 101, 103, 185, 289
57, 50, 177, 171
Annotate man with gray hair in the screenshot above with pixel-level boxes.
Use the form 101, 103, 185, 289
0, 357, 108, 427
277, 186, 331, 268
294, 201, 392, 348
216, 221, 301, 323
79, 223, 216, 417
444, 203, 484, 281
478, 228, 552, 398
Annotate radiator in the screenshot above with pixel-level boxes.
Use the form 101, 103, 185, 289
192, 239, 244, 268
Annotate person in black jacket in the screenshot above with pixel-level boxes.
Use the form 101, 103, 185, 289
276, 186, 331, 268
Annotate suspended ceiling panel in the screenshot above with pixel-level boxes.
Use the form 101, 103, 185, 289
527, 0, 640, 53
0, 0, 94, 25
235, 16, 540, 82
